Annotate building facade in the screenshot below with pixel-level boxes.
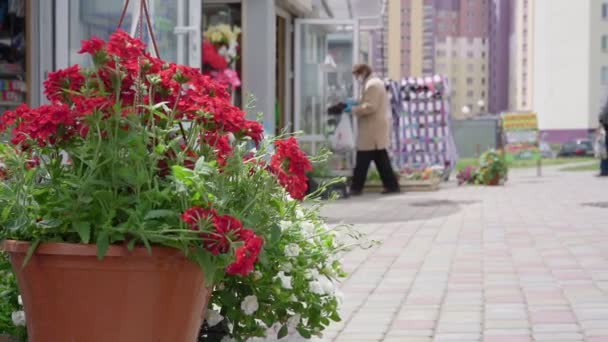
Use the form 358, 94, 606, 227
533, 0, 608, 142
508, 0, 534, 112
488, 0, 510, 114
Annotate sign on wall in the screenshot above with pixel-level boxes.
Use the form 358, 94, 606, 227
501, 112, 540, 161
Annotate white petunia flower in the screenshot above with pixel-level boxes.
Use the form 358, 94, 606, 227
277, 271, 293, 289
305, 268, 319, 280
17, 295, 22, 306
296, 209, 304, 219
301, 221, 316, 236
280, 262, 293, 273
206, 309, 224, 327
241, 295, 259, 315
319, 276, 336, 295
284, 243, 300, 257
287, 314, 301, 330
11, 310, 25, 327
309, 280, 324, 295
335, 290, 345, 305
279, 220, 293, 231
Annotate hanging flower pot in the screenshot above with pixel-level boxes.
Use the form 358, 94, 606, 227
4, 240, 210, 341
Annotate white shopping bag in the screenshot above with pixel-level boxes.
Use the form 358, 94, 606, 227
330, 113, 355, 152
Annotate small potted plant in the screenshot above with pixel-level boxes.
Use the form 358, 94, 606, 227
0, 30, 354, 341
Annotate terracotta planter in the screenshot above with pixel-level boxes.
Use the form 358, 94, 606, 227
3, 240, 211, 342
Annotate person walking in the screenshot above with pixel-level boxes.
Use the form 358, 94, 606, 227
598, 99, 608, 176
346, 64, 400, 195
595, 124, 608, 176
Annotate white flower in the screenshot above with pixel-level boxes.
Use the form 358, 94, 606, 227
301, 221, 316, 236
284, 243, 300, 257
206, 309, 224, 327
279, 220, 293, 231
241, 295, 259, 315
335, 290, 345, 305
290, 294, 298, 302
277, 271, 293, 289
309, 280, 324, 295
296, 209, 304, 219
280, 262, 293, 272
305, 268, 319, 280
319, 276, 336, 295
253, 271, 263, 281
11, 310, 25, 327
17, 295, 22, 306
287, 314, 301, 330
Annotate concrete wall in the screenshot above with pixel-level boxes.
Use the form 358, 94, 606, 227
589, 0, 608, 125
388, 0, 402, 79
534, 0, 592, 133
242, 0, 276, 135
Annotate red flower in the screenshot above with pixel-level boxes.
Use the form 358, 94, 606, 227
106, 29, 146, 61
204, 132, 232, 166
78, 36, 105, 55
203, 40, 228, 70
270, 137, 312, 200
226, 234, 264, 276
243, 120, 264, 144
43, 65, 85, 102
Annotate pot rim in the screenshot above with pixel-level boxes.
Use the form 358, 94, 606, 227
2, 239, 187, 258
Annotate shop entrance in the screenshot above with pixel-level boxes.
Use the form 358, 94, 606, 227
294, 19, 358, 172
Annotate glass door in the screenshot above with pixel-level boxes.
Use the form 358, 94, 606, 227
294, 19, 358, 156
55, 0, 201, 69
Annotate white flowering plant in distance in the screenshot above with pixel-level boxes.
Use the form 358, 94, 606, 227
206, 200, 363, 341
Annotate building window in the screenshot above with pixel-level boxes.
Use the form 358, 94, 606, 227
602, 66, 608, 85
467, 90, 474, 98
466, 77, 474, 85
467, 64, 474, 72
603, 35, 608, 51
481, 78, 486, 85
603, 3, 608, 19
467, 51, 474, 58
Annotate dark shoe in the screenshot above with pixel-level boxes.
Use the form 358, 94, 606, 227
381, 188, 401, 195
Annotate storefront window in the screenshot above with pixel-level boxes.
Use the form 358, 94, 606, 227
202, 3, 242, 107
68, 0, 183, 67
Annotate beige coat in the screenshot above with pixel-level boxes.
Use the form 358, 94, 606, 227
353, 76, 391, 151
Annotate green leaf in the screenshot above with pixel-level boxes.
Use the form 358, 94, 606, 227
277, 324, 288, 339
171, 165, 194, 183
297, 327, 312, 339
191, 251, 217, 286
269, 224, 282, 245
96, 232, 109, 260
74, 222, 91, 244
329, 311, 342, 322
144, 209, 177, 220
22, 239, 40, 269
127, 239, 136, 251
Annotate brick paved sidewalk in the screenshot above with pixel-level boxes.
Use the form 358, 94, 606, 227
317, 168, 608, 342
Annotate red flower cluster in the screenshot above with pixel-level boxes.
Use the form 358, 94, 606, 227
0, 30, 264, 170
203, 40, 228, 70
0, 103, 85, 147
204, 132, 232, 166
270, 137, 312, 200
181, 206, 263, 276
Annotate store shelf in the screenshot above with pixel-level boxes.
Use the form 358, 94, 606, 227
0, 101, 22, 106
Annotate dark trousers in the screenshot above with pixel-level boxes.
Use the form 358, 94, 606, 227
603, 126, 608, 175
352, 149, 400, 192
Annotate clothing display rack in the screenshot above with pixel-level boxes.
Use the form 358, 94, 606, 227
384, 75, 458, 176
